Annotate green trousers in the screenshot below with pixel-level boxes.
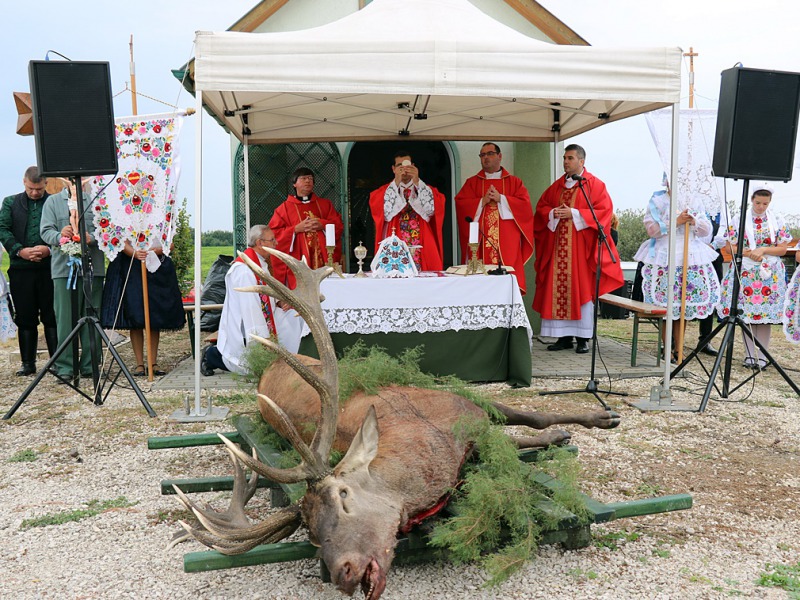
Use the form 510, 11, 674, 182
53, 277, 104, 377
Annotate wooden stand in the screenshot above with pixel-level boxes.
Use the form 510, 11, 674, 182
149, 417, 692, 575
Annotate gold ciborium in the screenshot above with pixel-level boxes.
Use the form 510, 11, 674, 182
354, 241, 368, 277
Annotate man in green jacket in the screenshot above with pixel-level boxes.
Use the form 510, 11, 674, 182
0, 166, 58, 375
40, 179, 105, 381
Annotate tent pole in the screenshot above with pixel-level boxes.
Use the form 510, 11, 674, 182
633, 102, 694, 411
194, 91, 203, 415
244, 136, 251, 240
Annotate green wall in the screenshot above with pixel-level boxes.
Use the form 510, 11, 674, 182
513, 142, 553, 334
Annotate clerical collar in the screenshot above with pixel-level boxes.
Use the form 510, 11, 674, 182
484, 170, 502, 179
295, 194, 312, 203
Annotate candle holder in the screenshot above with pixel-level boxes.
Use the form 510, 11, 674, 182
354, 241, 368, 278
466, 242, 485, 275
327, 245, 345, 278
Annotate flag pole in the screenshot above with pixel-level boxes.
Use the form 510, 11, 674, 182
129, 35, 155, 382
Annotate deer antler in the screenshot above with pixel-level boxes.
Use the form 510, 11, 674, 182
171, 445, 302, 555
236, 248, 340, 481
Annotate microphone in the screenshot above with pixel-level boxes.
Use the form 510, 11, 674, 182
464, 216, 507, 275
570, 174, 585, 181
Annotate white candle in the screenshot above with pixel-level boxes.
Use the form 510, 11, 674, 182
325, 223, 336, 247
469, 222, 479, 244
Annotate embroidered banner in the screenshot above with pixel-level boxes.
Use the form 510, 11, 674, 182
89, 112, 183, 260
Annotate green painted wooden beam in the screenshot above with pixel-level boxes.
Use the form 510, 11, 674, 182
161, 475, 274, 495
605, 494, 693, 519
233, 415, 306, 501
184, 541, 318, 572
147, 432, 243, 450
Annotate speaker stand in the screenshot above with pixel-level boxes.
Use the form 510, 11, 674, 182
3, 177, 154, 420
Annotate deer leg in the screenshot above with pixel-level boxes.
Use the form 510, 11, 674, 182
510, 430, 572, 448
491, 402, 620, 431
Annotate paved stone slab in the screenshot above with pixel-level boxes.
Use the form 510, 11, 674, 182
153, 356, 244, 391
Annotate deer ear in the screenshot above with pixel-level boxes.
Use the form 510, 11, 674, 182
335, 405, 379, 475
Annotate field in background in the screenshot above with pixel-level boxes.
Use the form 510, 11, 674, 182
200, 246, 233, 282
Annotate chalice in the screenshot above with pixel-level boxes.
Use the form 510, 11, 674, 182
354, 241, 368, 277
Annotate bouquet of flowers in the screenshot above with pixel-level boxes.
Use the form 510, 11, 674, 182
58, 236, 82, 258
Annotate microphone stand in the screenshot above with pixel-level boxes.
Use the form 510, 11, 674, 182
539, 177, 627, 410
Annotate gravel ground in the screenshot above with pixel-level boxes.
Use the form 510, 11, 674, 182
0, 324, 799, 599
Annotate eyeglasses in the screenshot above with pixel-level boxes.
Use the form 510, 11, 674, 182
260, 238, 277, 245
478, 151, 499, 158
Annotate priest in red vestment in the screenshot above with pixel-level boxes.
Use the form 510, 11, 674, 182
369, 151, 446, 271
454, 142, 534, 294
268, 167, 344, 289
533, 144, 624, 354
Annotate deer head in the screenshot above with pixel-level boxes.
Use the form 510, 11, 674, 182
174, 247, 397, 599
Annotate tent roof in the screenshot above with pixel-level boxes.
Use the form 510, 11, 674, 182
193, 0, 681, 144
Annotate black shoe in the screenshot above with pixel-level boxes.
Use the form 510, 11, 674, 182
200, 349, 215, 377
547, 337, 573, 351
15, 362, 36, 376
575, 340, 589, 354
698, 343, 718, 356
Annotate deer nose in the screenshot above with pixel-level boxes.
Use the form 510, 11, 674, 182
335, 561, 358, 595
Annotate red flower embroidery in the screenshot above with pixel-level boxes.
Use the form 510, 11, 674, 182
111, 237, 119, 246
722, 308, 730, 316
743, 286, 753, 296
124, 127, 133, 136
99, 218, 109, 228
137, 233, 146, 243
164, 143, 171, 153
753, 314, 762, 320
153, 124, 162, 134
762, 287, 771, 297
141, 142, 151, 153
132, 195, 142, 206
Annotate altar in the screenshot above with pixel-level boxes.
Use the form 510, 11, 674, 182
298, 273, 532, 386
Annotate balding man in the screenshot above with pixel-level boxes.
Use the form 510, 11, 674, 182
201, 225, 302, 376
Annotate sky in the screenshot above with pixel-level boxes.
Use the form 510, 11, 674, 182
2, 0, 799, 231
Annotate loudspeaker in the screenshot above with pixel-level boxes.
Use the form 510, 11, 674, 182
28, 61, 118, 177
712, 67, 800, 181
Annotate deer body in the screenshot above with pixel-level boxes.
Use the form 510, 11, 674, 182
175, 249, 619, 600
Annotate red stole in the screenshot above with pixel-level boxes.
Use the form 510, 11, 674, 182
235, 247, 277, 336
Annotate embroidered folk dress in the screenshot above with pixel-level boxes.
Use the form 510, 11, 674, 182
632, 191, 721, 320
782, 258, 800, 343
716, 209, 791, 324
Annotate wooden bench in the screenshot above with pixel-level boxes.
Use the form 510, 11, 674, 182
599, 293, 667, 367
183, 303, 224, 357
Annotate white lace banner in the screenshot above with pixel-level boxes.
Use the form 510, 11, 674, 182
302, 274, 532, 340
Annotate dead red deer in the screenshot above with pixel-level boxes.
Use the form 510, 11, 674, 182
174, 249, 619, 600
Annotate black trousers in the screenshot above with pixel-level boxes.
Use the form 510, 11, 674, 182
8, 267, 56, 330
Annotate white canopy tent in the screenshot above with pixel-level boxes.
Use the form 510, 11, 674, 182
189, 0, 683, 412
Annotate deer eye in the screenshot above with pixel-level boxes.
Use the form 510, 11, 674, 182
339, 489, 348, 499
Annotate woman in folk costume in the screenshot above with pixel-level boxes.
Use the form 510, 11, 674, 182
783, 249, 800, 344
633, 178, 721, 362
717, 183, 791, 369
100, 239, 185, 376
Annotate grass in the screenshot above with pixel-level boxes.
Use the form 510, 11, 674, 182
756, 562, 800, 597
8, 449, 38, 463
200, 245, 234, 282
20, 496, 137, 529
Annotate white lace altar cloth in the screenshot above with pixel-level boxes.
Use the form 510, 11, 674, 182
300, 273, 532, 343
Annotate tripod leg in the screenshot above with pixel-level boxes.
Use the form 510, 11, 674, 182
93, 321, 156, 417
3, 322, 87, 420
697, 319, 738, 413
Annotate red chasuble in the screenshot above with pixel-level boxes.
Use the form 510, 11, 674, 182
369, 183, 446, 271
532, 171, 624, 320
268, 194, 344, 289
454, 169, 534, 294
